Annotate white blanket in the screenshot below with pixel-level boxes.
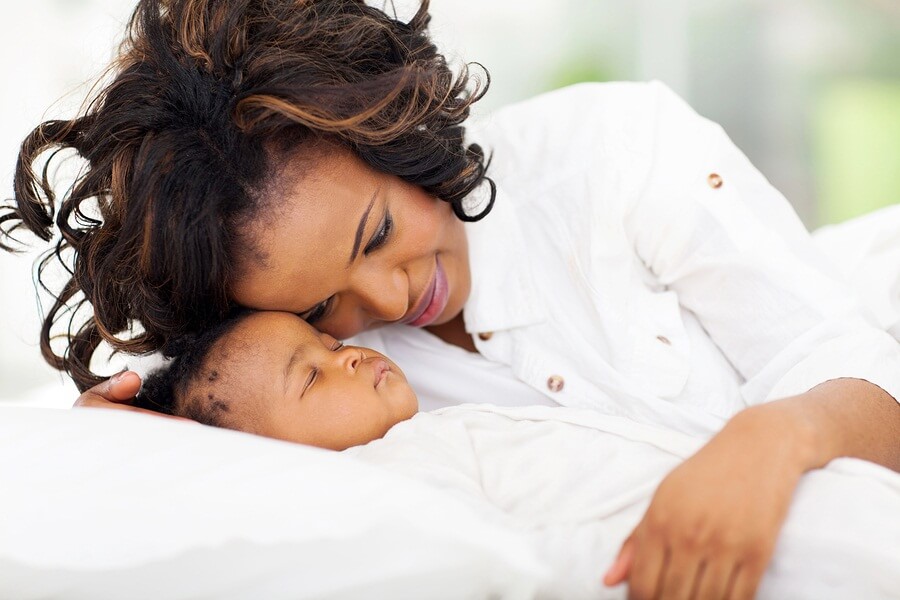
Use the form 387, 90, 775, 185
347, 404, 900, 600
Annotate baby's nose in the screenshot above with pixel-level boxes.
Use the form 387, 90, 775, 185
337, 346, 364, 372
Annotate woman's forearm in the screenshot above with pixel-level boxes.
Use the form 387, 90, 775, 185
738, 378, 900, 473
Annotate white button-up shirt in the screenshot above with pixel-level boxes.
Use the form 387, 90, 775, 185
353, 81, 900, 437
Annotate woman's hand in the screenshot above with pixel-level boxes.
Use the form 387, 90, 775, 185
603, 403, 814, 600
74, 371, 194, 422
605, 377, 899, 599
74, 371, 144, 412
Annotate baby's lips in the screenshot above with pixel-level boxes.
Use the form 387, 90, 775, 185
371, 358, 390, 387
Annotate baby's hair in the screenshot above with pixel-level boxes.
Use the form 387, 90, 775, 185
1, 0, 493, 392
135, 309, 252, 428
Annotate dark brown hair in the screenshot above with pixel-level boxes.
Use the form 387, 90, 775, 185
135, 309, 253, 429
1, 0, 493, 392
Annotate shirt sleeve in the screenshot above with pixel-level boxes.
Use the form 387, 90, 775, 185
625, 81, 900, 405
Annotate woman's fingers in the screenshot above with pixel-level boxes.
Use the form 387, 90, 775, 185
603, 534, 635, 586
73, 371, 195, 423
104, 371, 143, 401
727, 563, 765, 600
692, 560, 736, 600
657, 550, 702, 600
627, 535, 666, 600
74, 371, 142, 408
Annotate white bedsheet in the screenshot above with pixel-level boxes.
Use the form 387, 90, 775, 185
0, 407, 547, 600
347, 404, 900, 599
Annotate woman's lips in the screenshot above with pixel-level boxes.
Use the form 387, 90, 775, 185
404, 256, 449, 328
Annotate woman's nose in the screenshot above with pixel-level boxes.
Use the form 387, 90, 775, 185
353, 271, 408, 323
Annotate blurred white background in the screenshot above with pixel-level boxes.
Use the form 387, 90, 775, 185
1, 0, 898, 402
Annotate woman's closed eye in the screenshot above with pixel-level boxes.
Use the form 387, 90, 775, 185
302, 212, 392, 325
364, 211, 393, 255
302, 299, 332, 324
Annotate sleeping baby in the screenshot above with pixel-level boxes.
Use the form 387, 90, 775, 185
136, 310, 900, 600
136, 310, 419, 450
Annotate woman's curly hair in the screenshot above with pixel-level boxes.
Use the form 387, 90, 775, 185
0, 0, 493, 392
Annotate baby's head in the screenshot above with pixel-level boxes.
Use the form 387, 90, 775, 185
136, 311, 418, 450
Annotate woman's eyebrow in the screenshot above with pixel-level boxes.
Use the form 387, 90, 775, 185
348, 189, 379, 266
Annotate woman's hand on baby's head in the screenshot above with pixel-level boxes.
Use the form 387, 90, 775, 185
74, 371, 196, 422
74, 371, 142, 408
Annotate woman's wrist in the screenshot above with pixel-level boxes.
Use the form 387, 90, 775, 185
731, 378, 900, 474
725, 400, 823, 474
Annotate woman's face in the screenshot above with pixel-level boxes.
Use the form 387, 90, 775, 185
230, 145, 471, 340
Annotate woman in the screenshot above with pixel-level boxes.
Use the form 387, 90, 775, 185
3, 1, 898, 598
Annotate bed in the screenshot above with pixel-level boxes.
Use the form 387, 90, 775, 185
1, 206, 898, 599
2, 403, 899, 599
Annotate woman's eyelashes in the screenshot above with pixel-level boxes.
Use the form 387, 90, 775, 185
364, 211, 393, 255
303, 298, 332, 324
306, 212, 392, 324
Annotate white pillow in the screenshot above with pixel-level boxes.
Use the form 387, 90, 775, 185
0, 380, 80, 410
0, 407, 546, 600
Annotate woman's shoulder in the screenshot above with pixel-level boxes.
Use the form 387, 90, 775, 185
469, 81, 678, 200
491, 80, 661, 117
472, 80, 679, 141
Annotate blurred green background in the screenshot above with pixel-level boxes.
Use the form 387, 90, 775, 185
426, 0, 900, 227
814, 81, 900, 223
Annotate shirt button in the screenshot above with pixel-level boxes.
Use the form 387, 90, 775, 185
656, 335, 672, 345
478, 332, 494, 341
547, 375, 565, 392
707, 173, 724, 189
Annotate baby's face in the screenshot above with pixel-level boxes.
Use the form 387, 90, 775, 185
206, 312, 417, 450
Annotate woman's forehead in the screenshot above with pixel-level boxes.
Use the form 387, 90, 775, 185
268, 151, 379, 254
232, 153, 381, 309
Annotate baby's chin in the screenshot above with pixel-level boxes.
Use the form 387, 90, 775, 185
378, 357, 417, 415
388, 377, 419, 421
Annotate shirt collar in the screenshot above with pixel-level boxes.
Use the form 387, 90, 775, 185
462, 181, 546, 334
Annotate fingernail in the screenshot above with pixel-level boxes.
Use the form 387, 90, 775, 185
111, 371, 127, 384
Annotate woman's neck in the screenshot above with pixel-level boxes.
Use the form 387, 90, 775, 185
425, 312, 478, 353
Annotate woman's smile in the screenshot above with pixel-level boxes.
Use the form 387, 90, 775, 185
403, 255, 450, 328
